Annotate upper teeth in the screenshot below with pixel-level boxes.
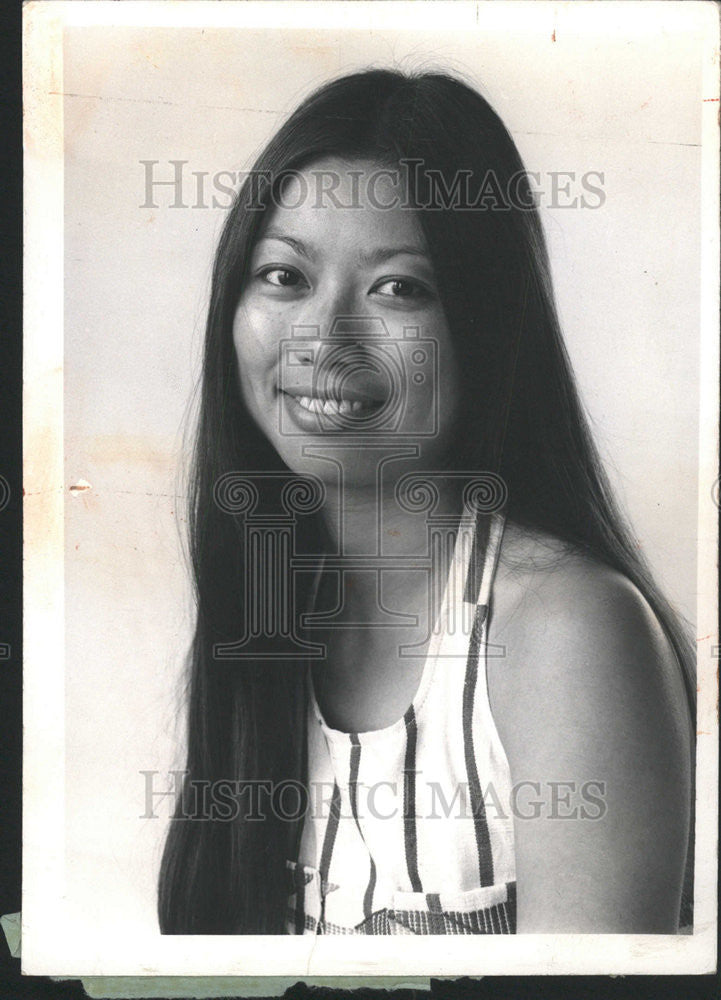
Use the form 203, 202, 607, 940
294, 396, 366, 415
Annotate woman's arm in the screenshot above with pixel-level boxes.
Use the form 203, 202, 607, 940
489, 545, 693, 933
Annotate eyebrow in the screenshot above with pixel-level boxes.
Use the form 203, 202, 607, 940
257, 229, 430, 266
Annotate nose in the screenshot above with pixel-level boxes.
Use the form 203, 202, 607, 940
291, 319, 390, 382
292, 280, 387, 346
287, 323, 387, 372
288, 287, 388, 377
284, 287, 393, 405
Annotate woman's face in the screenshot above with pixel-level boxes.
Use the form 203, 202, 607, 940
232, 158, 459, 488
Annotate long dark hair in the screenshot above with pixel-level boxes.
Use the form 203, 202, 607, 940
158, 69, 696, 933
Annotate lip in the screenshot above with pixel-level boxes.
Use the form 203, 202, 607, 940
280, 355, 390, 409
283, 385, 386, 406
280, 389, 384, 432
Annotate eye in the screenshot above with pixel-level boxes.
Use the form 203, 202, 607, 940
258, 266, 307, 289
372, 277, 431, 300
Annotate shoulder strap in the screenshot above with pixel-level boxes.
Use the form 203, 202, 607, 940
464, 510, 507, 610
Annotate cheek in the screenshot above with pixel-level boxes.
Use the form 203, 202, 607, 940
432, 318, 459, 422
232, 300, 282, 387
440, 340, 459, 408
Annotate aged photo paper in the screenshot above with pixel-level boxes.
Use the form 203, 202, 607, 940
22, 0, 718, 978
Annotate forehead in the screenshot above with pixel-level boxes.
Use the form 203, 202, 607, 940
263, 157, 425, 247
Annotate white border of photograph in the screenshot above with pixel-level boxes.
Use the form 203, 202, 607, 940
22, 0, 718, 977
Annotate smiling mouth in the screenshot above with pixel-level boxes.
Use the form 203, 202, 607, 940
283, 391, 384, 417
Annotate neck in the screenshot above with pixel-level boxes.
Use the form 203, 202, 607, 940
310, 477, 467, 644
319, 478, 464, 558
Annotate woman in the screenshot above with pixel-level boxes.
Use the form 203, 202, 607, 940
158, 69, 695, 935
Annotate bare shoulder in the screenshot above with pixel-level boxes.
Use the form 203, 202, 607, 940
487, 519, 693, 932
489, 519, 690, 726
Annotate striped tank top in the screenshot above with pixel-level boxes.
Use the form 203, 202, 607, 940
286, 508, 516, 935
